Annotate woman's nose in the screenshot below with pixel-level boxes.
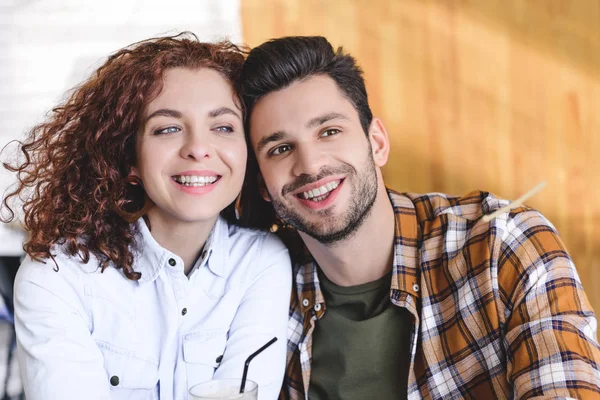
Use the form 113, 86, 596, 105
180, 130, 212, 161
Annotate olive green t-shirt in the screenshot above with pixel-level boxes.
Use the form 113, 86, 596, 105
308, 269, 412, 400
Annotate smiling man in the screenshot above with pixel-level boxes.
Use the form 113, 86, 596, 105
240, 36, 600, 399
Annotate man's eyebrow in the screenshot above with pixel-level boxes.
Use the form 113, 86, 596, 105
209, 107, 242, 120
306, 112, 350, 129
144, 108, 182, 123
254, 113, 349, 154
256, 131, 285, 154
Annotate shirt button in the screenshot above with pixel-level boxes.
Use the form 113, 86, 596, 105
181, 307, 187, 316
314, 303, 322, 312
168, 258, 176, 266
302, 298, 310, 307
110, 375, 119, 386
412, 283, 420, 292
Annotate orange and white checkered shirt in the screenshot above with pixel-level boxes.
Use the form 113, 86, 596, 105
281, 189, 600, 399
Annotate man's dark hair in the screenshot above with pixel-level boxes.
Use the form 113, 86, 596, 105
240, 36, 373, 134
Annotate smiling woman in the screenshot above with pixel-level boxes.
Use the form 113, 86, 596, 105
1, 33, 290, 400
133, 67, 248, 272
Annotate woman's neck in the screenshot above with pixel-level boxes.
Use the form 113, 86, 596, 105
145, 210, 218, 275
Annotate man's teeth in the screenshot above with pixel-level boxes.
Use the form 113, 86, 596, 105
173, 175, 218, 186
301, 181, 340, 200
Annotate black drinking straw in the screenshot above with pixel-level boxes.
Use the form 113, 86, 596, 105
239, 337, 278, 393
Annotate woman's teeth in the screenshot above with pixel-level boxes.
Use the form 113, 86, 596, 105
301, 180, 340, 201
173, 175, 218, 186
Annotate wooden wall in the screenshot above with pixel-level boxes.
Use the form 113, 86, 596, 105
241, 0, 600, 314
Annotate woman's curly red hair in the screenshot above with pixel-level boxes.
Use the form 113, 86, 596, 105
2, 32, 246, 280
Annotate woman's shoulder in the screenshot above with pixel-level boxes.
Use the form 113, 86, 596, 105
225, 224, 290, 273
16, 246, 103, 288
14, 249, 99, 315
227, 223, 287, 252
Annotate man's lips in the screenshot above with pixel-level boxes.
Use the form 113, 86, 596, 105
295, 178, 344, 210
289, 177, 345, 197
292, 177, 344, 201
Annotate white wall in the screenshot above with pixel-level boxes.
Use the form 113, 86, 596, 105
0, 0, 243, 255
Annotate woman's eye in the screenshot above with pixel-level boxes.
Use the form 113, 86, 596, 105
214, 126, 234, 133
270, 144, 292, 156
154, 126, 180, 135
321, 128, 340, 137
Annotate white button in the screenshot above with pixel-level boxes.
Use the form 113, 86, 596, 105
314, 303, 322, 312
412, 283, 420, 292
302, 298, 310, 307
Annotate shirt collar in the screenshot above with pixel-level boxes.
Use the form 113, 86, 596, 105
132, 216, 231, 284
387, 189, 421, 296
201, 216, 230, 278
295, 188, 422, 313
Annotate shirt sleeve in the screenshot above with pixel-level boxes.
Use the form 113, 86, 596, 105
499, 209, 600, 399
14, 255, 111, 400
212, 233, 292, 400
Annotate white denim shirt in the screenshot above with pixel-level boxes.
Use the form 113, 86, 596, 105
14, 217, 291, 400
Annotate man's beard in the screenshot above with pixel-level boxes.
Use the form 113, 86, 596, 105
269, 151, 378, 246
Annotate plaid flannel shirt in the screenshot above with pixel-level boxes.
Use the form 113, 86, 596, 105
281, 189, 600, 399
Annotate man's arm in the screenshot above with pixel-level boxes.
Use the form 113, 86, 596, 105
498, 209, 600, 399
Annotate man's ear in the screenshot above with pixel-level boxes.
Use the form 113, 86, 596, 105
257, 173, 271, 202
367, 118, 390, 167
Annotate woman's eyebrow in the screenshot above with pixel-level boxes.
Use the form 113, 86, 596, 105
144, 108, 182, 124
209, 107, 242, 120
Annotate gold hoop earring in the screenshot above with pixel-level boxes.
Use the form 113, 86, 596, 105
110, 176, 153, 223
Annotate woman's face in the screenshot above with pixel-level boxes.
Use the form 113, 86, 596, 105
133, 67, 247, 227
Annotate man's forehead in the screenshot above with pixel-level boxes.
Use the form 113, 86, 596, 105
249, 76, 357, 138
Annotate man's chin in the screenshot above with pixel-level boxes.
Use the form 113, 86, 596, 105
273, 203, 353, 242
300, 228, 357, 246
291, 199, 375, 245
294, 221, 356, 245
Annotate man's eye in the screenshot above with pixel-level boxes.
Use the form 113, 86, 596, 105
154, 126, 180, 135
269, 144, 292, 156
321, 128, 340, 137
214, 126, 234, 133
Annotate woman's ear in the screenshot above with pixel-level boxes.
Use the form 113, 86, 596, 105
367, 118, 390, 167
129, 167, 140, 179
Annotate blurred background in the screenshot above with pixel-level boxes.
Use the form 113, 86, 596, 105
0, 1, 598, 395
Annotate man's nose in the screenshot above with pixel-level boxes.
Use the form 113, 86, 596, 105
291, 144, 324, 177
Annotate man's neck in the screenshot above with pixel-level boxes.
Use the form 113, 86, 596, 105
145, 210, 217, 275
300, 185, 396, 287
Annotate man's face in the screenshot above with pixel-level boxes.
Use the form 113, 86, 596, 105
249, 75, 384, 244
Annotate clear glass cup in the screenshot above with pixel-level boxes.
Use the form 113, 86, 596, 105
189, 379, 258, 400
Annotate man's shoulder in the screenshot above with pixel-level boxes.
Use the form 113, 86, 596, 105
390, 189, 509, 222
387, 187, 558, 241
